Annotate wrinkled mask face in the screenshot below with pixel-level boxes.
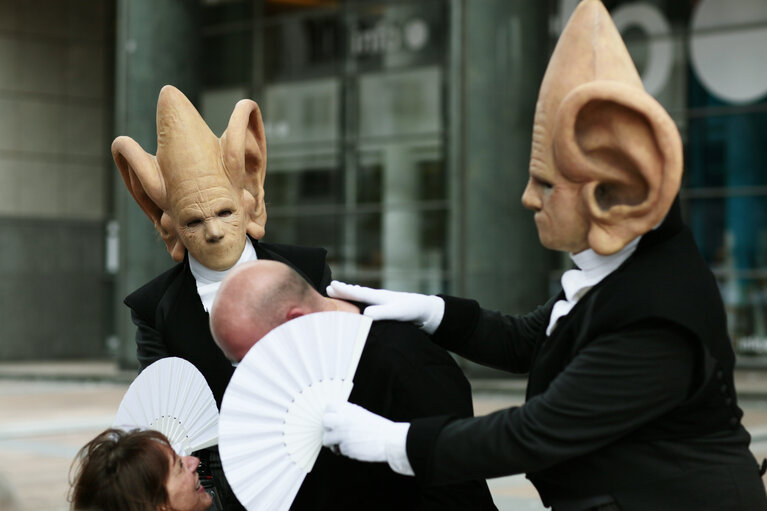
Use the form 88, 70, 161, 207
520, 90, 591, 255
169, 173, 247, 271
516, 0, 682, 256
521, 164, 590, 254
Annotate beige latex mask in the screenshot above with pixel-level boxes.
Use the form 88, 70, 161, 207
112, 85, 267, 271
521, 0, 683, 255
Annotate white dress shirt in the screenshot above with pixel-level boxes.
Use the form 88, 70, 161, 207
188, 239, 258, 313
546, 236, 641, 336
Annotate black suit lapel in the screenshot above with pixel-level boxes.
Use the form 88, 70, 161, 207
155, 261, 199, 335
158, 261, 235, 408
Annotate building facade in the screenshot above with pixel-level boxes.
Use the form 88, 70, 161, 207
1, 0, 767, 366
0, 0, 114, 359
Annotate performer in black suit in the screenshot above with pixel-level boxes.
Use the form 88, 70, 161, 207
111, 86, 331, 510
125, 239, 330, 407
319, 2, 767, 510
398, 200, 767, 510
210, 260, 497, 510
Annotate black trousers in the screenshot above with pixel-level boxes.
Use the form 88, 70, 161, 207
585, 504, 620, 511
553, 504, 619, 511
552, 495, 620, 511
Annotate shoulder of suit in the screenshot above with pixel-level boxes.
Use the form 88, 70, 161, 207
585, 230, 724, 341
124, 262, 186, 315
366, 321, 455, 365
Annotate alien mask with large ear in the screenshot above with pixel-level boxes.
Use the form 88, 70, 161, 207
532, 0, 683, 255
111, 85, 268, 270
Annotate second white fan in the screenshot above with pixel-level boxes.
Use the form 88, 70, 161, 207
219, 310, 372, 511
112, 356, 219, 456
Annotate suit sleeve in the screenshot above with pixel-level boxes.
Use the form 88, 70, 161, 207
122, 264, 182, 371
432, 295, 552, 374
132, 309, 169, 371
407, 320, 696, 485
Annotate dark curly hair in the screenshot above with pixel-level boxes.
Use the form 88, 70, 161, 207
69, 428, 173, 511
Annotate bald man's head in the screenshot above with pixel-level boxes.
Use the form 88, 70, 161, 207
210, 260, 325, 361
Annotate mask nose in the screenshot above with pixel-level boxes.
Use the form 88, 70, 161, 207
521, 179, 541, 211
205, 219, 224, 242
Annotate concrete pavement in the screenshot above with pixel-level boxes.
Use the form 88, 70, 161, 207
0, 359, 766, 510
1, 357, 766, 397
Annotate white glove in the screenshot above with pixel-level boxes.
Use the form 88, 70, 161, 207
322, 401, 414, 476
326, 281, 445, 335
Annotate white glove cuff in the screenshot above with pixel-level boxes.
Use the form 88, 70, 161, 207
420, 296, 445, 335
384, 422, 414, 476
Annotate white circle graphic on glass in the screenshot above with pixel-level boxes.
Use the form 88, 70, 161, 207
690, 0, 767, 104
404, 19, 429, 51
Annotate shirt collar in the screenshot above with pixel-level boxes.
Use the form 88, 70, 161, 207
559, 236, 642, 303
546, 236, 642, 336
570, 235, 641, 279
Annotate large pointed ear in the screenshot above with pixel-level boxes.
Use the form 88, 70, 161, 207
552, 81, 683, 255
220, 99, 268, 240
111, 136, 183, 261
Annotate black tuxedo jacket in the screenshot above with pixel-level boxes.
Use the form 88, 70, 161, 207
407, 202, 767, 511
124, 239, 331, 407
291, 320, 497, 510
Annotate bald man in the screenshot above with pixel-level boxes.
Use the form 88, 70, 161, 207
210, 260, 496, 511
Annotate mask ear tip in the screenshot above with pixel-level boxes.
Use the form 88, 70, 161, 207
111, 135, 129, 153
168, 239, 186, 262
224, 104, 268, 224
246, 220, 265, 240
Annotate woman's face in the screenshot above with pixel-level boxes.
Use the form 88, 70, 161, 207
163, 449, 213, 511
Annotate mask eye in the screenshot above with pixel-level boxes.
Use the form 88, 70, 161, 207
186, 218, 202, 228
218, 209, 233, 218
533, 176, 553, 190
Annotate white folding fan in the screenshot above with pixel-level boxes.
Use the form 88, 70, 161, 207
218, 310, 372, 511
113, 357, 219, 455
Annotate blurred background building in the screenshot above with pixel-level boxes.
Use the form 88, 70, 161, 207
1, 0, 767, 372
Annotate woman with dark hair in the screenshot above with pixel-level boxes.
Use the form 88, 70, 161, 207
69, 428, 212, 511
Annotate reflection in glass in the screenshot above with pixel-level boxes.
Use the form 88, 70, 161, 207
355, 212, 382, 270
257, 0, 447, 299
687, 107, 767, 354
266, 214, 342, 265
267, 168, 342, 206
357, 164, 382, 204
418, 159, 445, 201
419, 209, 448, 294
264, 15, 342, 82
